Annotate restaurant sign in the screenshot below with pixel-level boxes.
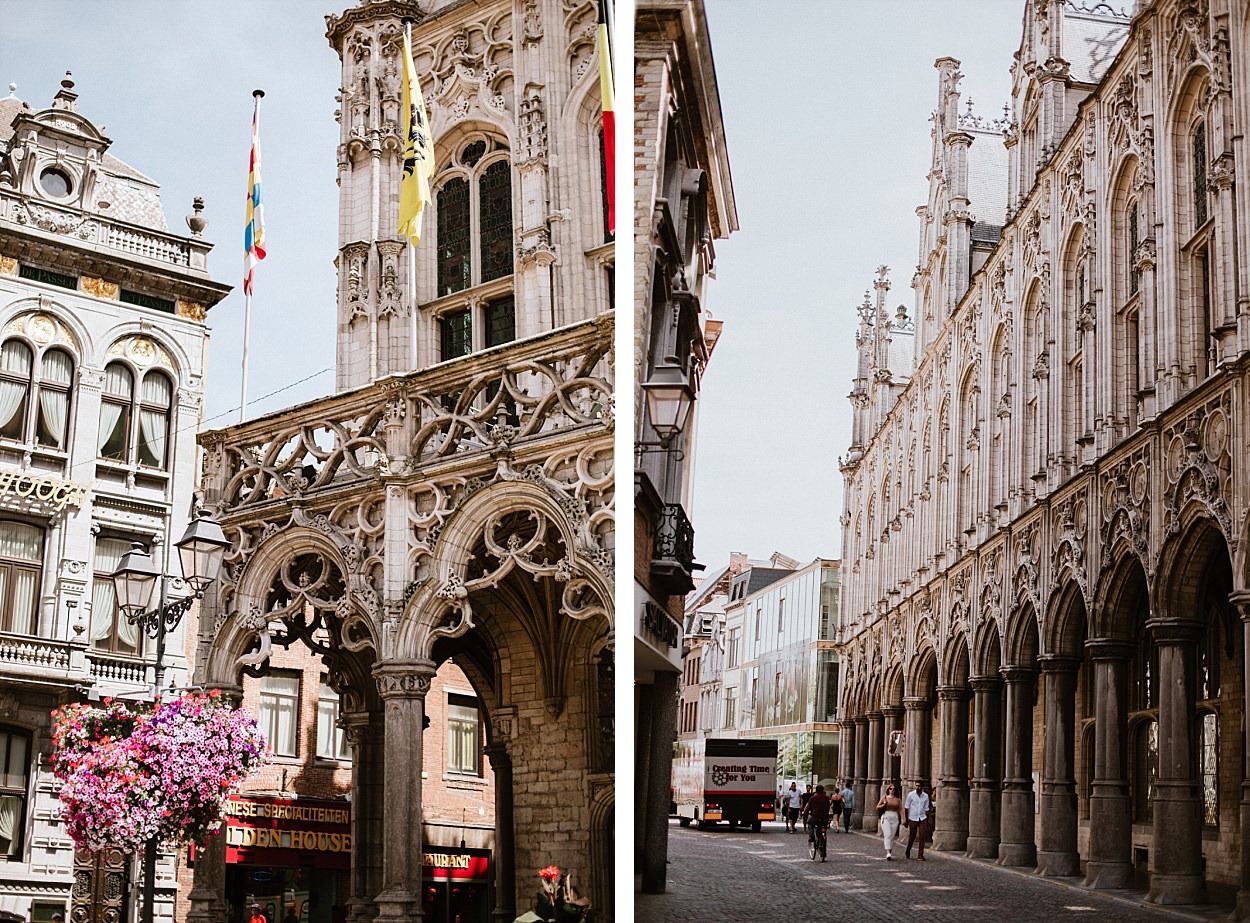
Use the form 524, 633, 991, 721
422, 848, 490, 882
224, 796, 351, 870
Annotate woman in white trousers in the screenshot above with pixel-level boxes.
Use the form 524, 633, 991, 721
876, 783, 903, 860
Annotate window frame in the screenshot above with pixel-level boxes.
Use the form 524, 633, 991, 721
0, 727, 30, 860
446, 691, 482, 777
98, 361, 175, 470
316, 677, 350, 762
433, 139, 514, 299
89, 534, 144, 656
259, 671, 302, 759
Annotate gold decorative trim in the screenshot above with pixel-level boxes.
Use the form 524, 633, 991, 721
177, 300, 207, 322
0, 256, 16, 277
80, 276, 119, 300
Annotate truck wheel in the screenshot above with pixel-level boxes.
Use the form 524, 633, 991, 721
678, 817, 691, 828
752, 820, 762, 832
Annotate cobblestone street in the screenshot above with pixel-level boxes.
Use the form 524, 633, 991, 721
636, 820, 1236, 922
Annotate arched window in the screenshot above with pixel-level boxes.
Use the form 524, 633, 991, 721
1192, 119, 1208, 228
435, 139, 513, 298
98, 363, 173, 469
599, 127, 613, 243
0, 521, 42, 635
0, 727, 30, 858
90, 536, 141, 655
1133, 718, 1157, 822
1199, 710, 1218, 826
0, 340, 73, 449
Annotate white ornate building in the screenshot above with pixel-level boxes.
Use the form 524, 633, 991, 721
184, 2, 615, 923
839, 0, 1250, 910
0, 77, 228, 922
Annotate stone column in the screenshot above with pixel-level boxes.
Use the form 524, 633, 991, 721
373, 659, 437, 922
838, 719, 858, 828
998, 666, 1037, 867
902, 696, 932, 784
1146, 619, 1205, 905
185, 822, 227, 923
883, 705, 904, 790
863, 712, 884, 833
853, 716, 870, 830
343, 710, 386, 923
1084, 639, 1134, 889
1037, 655, 1080, 876
967, 675, 1003, 858
1233, 593, 1250, 919
485, 743, 516, 923
934, 684, 971, 851
640, 670, 678, 893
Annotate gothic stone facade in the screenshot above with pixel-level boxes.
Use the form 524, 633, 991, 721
185, 3, 614, 923
838, 0, 1250, 911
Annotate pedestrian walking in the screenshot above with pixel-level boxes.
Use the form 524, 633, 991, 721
828, 784, 844, 832
876, 783, 902, 859
840, 780, 855, 832
904, 779, 931, 860
785, 782, 802, 833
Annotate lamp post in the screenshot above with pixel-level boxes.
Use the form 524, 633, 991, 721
111, 509, 229, 923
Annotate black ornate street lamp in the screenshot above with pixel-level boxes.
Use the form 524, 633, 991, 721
110, 509, 229, 923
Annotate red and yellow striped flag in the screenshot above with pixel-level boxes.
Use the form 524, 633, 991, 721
598, 0, 614, 236
243, 91, 266, 295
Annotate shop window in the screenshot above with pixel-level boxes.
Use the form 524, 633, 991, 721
0, 728, 29, 858
316, 679, 349, 761
90, 537, 141, 655
260, 673, 301, 758
447, 692, 481, 776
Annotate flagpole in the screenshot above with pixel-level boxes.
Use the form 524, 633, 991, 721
405, 19, 418, 371
242, 89, 264, 423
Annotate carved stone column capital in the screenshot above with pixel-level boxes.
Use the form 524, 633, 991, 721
970, 675, 1003, 693
1038, 653, 1080, 674
937, 684, 972, 702
1000, 665, 1037, 684
373, 658, 437, 699
1084, 638, 1134, 662
1145, 617, 1204, 644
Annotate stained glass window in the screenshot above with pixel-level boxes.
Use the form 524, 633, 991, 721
479, 160, 513, 283
1201, 712, 1218, 826
599, 127, 613, 243
485, 296, 515, 348
437, 178, 471, 297
1128, 200, 1139, 295
460, 140, 487, 167
1193, 121, 1208, 227
440, 309, 472, 361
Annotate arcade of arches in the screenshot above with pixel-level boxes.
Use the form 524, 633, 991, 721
839, 510, 1250, 908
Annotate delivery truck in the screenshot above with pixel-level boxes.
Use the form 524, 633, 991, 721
672, 737, 778, 831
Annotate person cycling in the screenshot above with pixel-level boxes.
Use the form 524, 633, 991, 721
802, 784, 832, 861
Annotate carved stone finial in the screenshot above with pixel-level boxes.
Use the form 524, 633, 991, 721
186, 197, 208, 237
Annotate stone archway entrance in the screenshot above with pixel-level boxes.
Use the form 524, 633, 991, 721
185, 318, 614, 923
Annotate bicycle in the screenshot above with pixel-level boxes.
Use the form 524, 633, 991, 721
806, 819, 828, 861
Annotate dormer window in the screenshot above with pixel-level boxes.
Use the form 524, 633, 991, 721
38, 167, 71, 199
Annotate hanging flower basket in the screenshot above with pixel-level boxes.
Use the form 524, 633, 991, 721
50, 691, 270, 853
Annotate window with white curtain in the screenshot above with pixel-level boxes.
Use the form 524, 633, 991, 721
0, 341, 73, 450
260, 673, 301, 757
90, 537, 141, 655
316, 678, 350, 761
0, 521, 42, 636
0, 728, 29, 858
99, 362, 173, 469
446, 692, 481, 775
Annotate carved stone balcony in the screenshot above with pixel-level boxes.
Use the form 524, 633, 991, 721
651, 501, 696, 595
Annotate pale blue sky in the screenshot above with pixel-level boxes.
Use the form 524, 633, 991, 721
1, 1, 344, 425
693, 0, 1027, 572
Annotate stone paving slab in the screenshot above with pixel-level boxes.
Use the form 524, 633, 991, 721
635, 820, 1235, 923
